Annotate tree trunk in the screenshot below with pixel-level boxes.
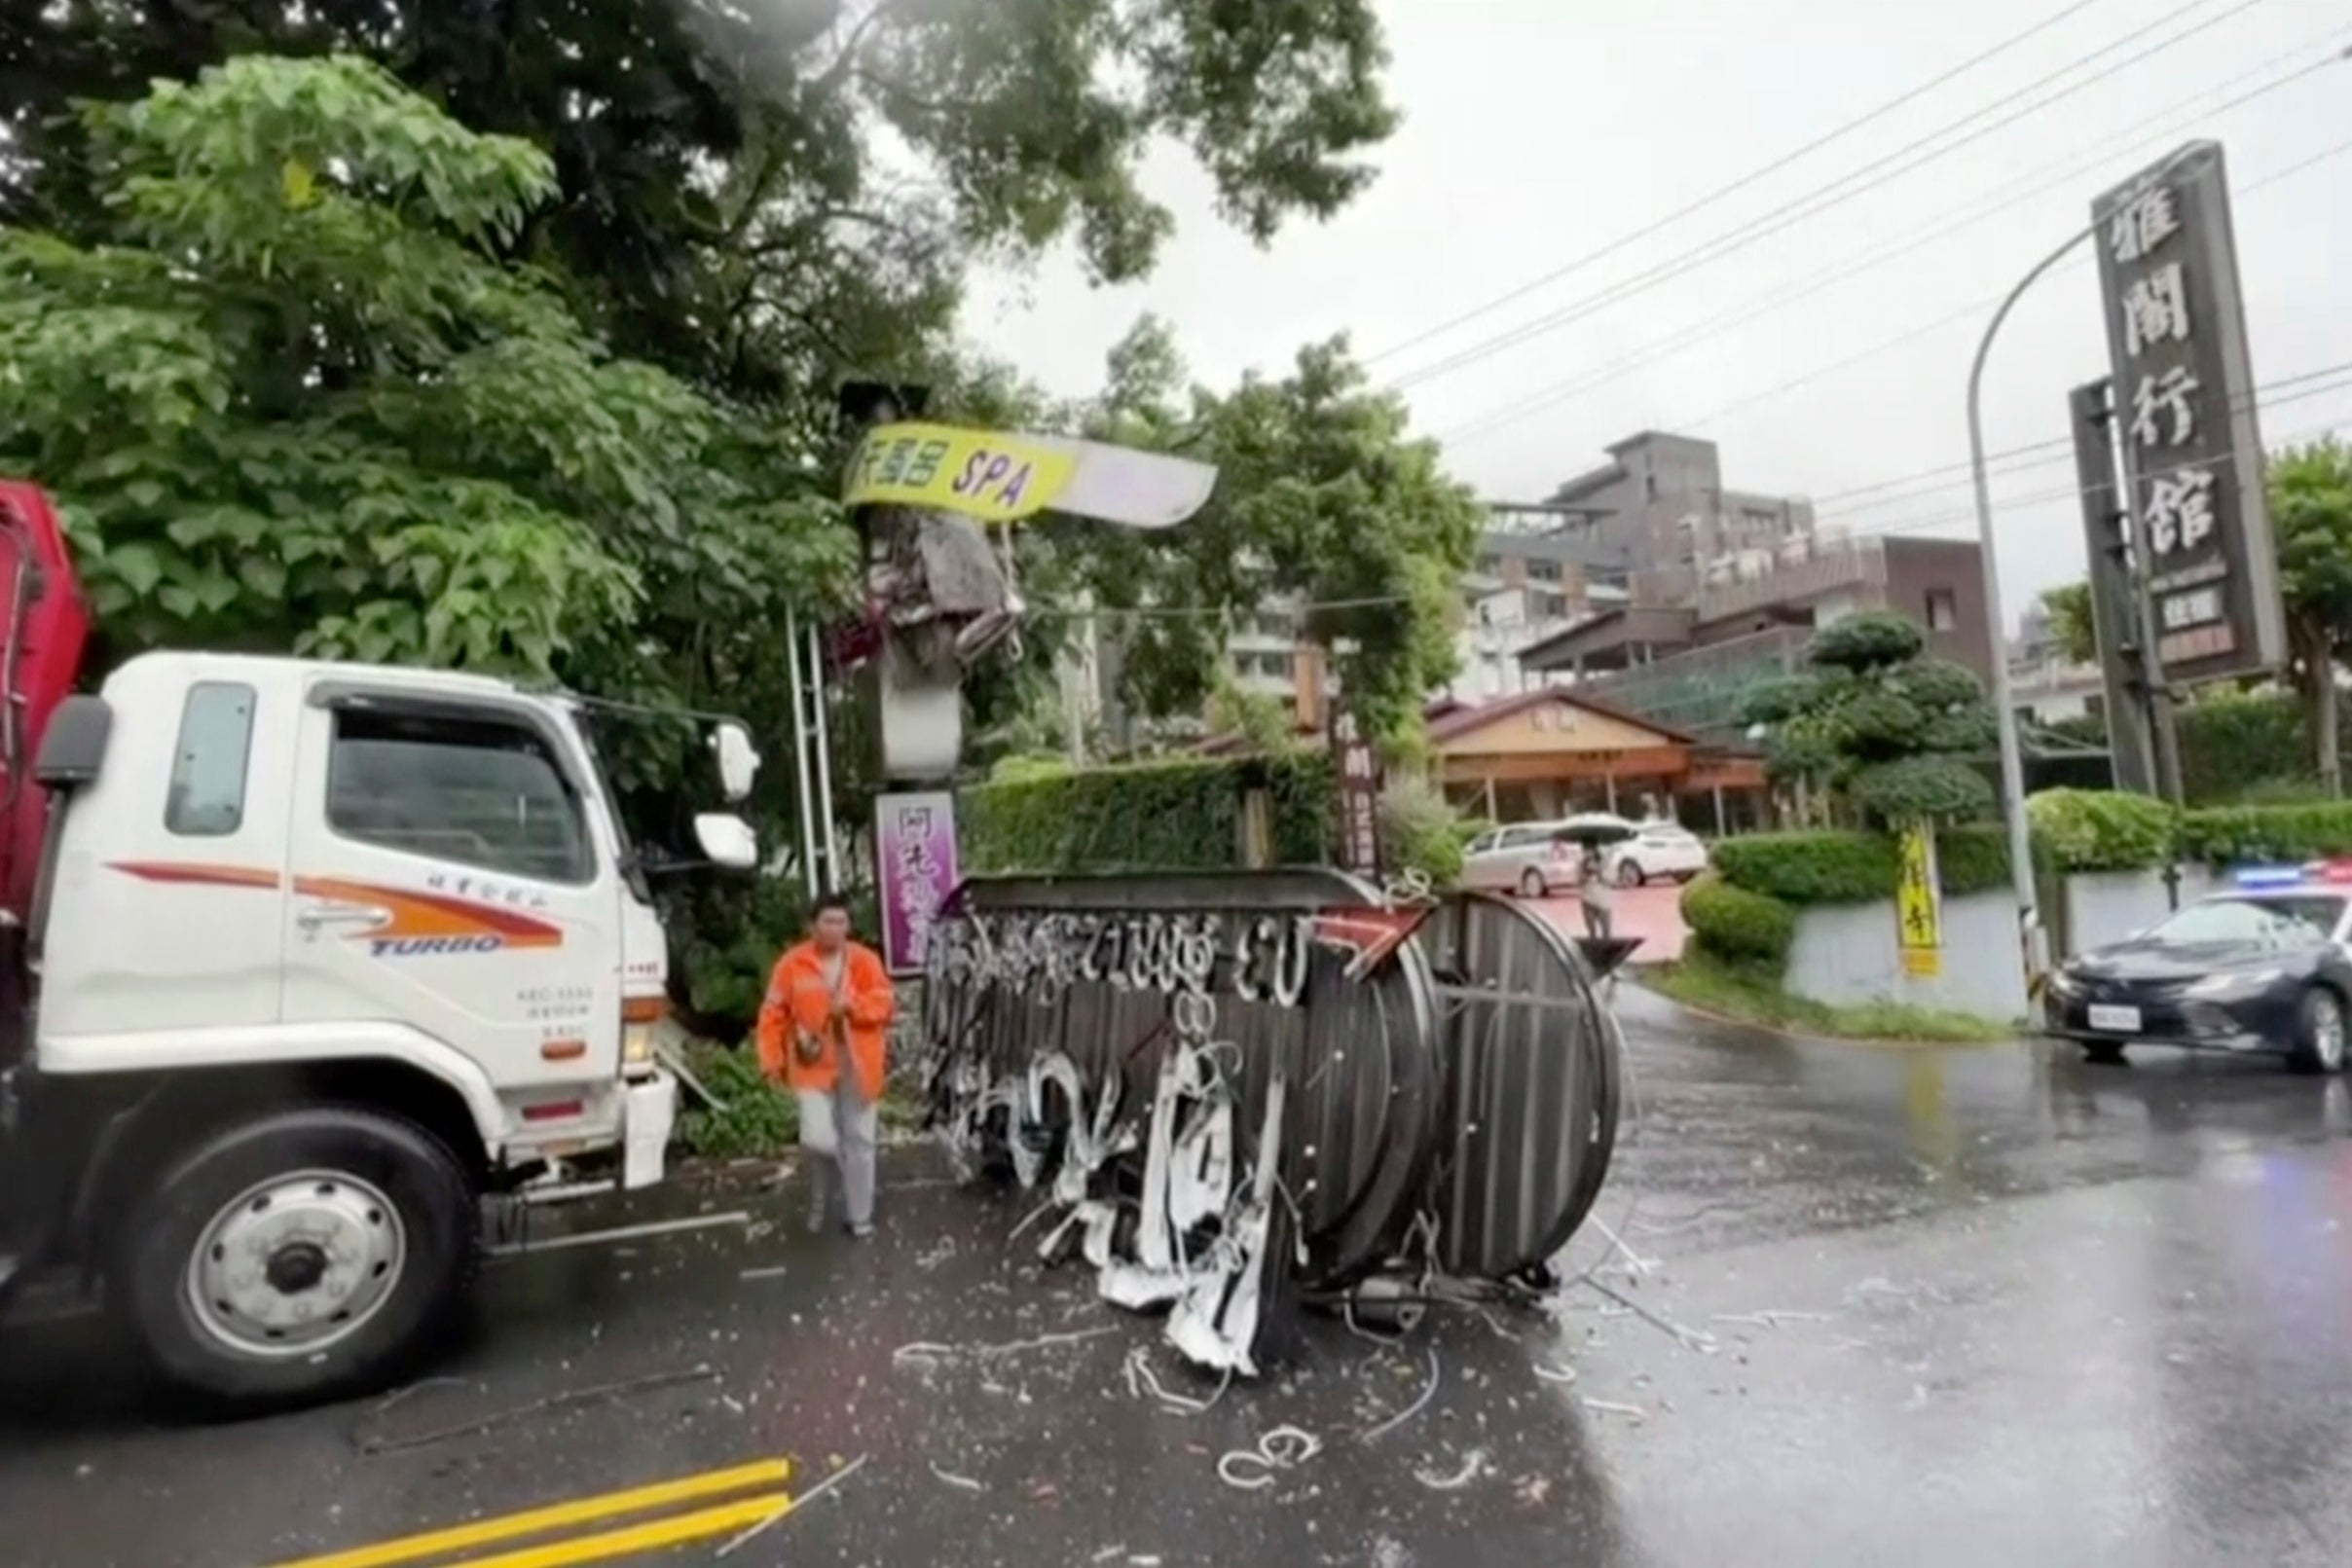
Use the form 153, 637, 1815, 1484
2297, 617, 2341, 797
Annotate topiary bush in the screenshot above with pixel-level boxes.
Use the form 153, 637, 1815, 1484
1681, 872, 1796, 967
1850, 755, 1996, 823
2026, 788, 2177, 872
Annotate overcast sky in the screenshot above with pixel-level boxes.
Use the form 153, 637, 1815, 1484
960, 0, 2352, 638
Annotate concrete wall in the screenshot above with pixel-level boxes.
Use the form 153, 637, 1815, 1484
1785, 890, 2031, 1020
2057, 864, 2220, 957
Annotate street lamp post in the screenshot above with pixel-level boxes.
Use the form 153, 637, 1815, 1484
1970, 148, 2206, 986
1966, 228, 2091, 984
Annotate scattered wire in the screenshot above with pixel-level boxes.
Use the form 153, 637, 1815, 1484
355, 1367, 718, 1456
1576, 1276, 1719, 1356
1357, 1345, 1442, 1442
929, 1463, 986, 1492
1216, 1427, 1324, 1491
1412, 1449, 1492, 1491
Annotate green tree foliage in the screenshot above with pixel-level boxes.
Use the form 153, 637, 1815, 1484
6, 2, 1398, 411
1059, 325, 1483, 748
1738, 610, 1997, 824
0, 55, 854, 819
2268, 440, 2352, 796
2039, 580, 2098, 664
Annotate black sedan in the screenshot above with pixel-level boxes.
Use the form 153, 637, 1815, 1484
2042, 887, 2352, 1073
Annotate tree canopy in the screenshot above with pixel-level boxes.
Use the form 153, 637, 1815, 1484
5, 1, 1398, 413
2038, 580, 2098, 665
1053, 322, 1483, 748
2269, 439, 2352, 794
0, 53, 852, 823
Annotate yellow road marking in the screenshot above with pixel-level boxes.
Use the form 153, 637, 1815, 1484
263, 1458, 790, 1568
437, 1493, 789, 1568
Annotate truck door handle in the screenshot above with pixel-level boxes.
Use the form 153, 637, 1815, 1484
297, 901, 386, 935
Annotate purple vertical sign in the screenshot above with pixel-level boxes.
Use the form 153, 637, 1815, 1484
875, 789, 960, 976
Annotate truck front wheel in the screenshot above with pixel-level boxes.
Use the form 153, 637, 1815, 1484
118, 1107, 477, 1408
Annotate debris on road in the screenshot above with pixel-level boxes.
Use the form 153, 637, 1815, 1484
1217, 1426, 1323, 1491
1412, 1449, 1489, 1491
1357, 1346, 1440, 1442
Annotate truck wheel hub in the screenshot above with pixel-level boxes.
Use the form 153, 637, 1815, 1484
186, 1170, 407, 1358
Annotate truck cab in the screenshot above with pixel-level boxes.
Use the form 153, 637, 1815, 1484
0, 484, 757, 1407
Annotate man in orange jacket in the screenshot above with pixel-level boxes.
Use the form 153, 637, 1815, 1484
757, 894, 897, 1238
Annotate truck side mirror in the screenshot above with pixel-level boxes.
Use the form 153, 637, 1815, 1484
33, 694, 110, 788
712, 721, 759, 803
692, 813, 758, 870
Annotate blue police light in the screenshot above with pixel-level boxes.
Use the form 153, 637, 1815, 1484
2232, 864, 2306, 889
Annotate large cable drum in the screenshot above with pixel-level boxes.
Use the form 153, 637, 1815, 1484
918, 873, 1621, 1369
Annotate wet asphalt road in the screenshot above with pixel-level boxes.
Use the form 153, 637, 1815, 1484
5, 987, 2352, 1568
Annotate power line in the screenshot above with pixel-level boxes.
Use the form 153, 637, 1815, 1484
1389, 0, 2258, 395
1832, 372, 2352, 541
1807, 358, 2352, 528
1439, 95, 2352, 454
1359, 0, 2109, 368
1672, 111, 2352, 437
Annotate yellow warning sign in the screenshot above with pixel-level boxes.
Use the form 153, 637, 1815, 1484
1896, 822, 1943, 978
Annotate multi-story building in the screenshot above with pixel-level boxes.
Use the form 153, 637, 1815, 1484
1548, 431, 1817, 576
1518, 533, 1996, 744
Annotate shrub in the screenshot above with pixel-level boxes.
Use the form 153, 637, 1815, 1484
1378, 775, 1468, 888
1712, 823, 2018, 902
1711, 830, 1899, 903
2176, 688, 2311, 804
1681, 872, 1796, 966
2026, 788, 2176, 872
1936, 822, 2022, 895
676, 1041, 798, 1160
2177, 801, 2352, 865
961, 752, 1335, 873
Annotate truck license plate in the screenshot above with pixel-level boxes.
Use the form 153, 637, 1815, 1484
2087, 1003, 2141, 1033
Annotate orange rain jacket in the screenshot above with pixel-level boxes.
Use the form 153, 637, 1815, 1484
755, 939, 897, 1102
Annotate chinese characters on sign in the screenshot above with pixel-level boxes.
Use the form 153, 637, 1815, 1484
876, 790, 962, 976
1330, 708, 1383, 878
1894, 824, 1943, 980
2091, 142, 2283, 683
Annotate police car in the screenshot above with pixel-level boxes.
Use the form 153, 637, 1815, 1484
2042, 863, 2352, 1074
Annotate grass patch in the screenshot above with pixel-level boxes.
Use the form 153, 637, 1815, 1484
1641, 952, 2014, 1044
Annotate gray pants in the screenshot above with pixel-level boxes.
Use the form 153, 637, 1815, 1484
798, 1069, 878, 1231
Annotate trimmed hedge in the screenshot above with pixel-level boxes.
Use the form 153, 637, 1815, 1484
1681, 872, 1795, 966
1711, 824, 2017, 904
962, 753, 1336, 874
2177, 801, 2352, 866
2027, 788, 2175, 872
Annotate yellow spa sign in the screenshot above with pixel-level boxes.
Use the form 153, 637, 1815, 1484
843, 421, 1077, 523
1895, 823, 1943, 978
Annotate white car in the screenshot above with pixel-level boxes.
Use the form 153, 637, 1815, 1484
1603, 821, 1709, 886
1461, 820, 1583, 897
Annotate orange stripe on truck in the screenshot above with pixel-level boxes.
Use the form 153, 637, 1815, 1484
108, 862, 563, 949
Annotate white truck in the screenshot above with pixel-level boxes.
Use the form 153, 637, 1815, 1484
0, 483, 760, 1406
